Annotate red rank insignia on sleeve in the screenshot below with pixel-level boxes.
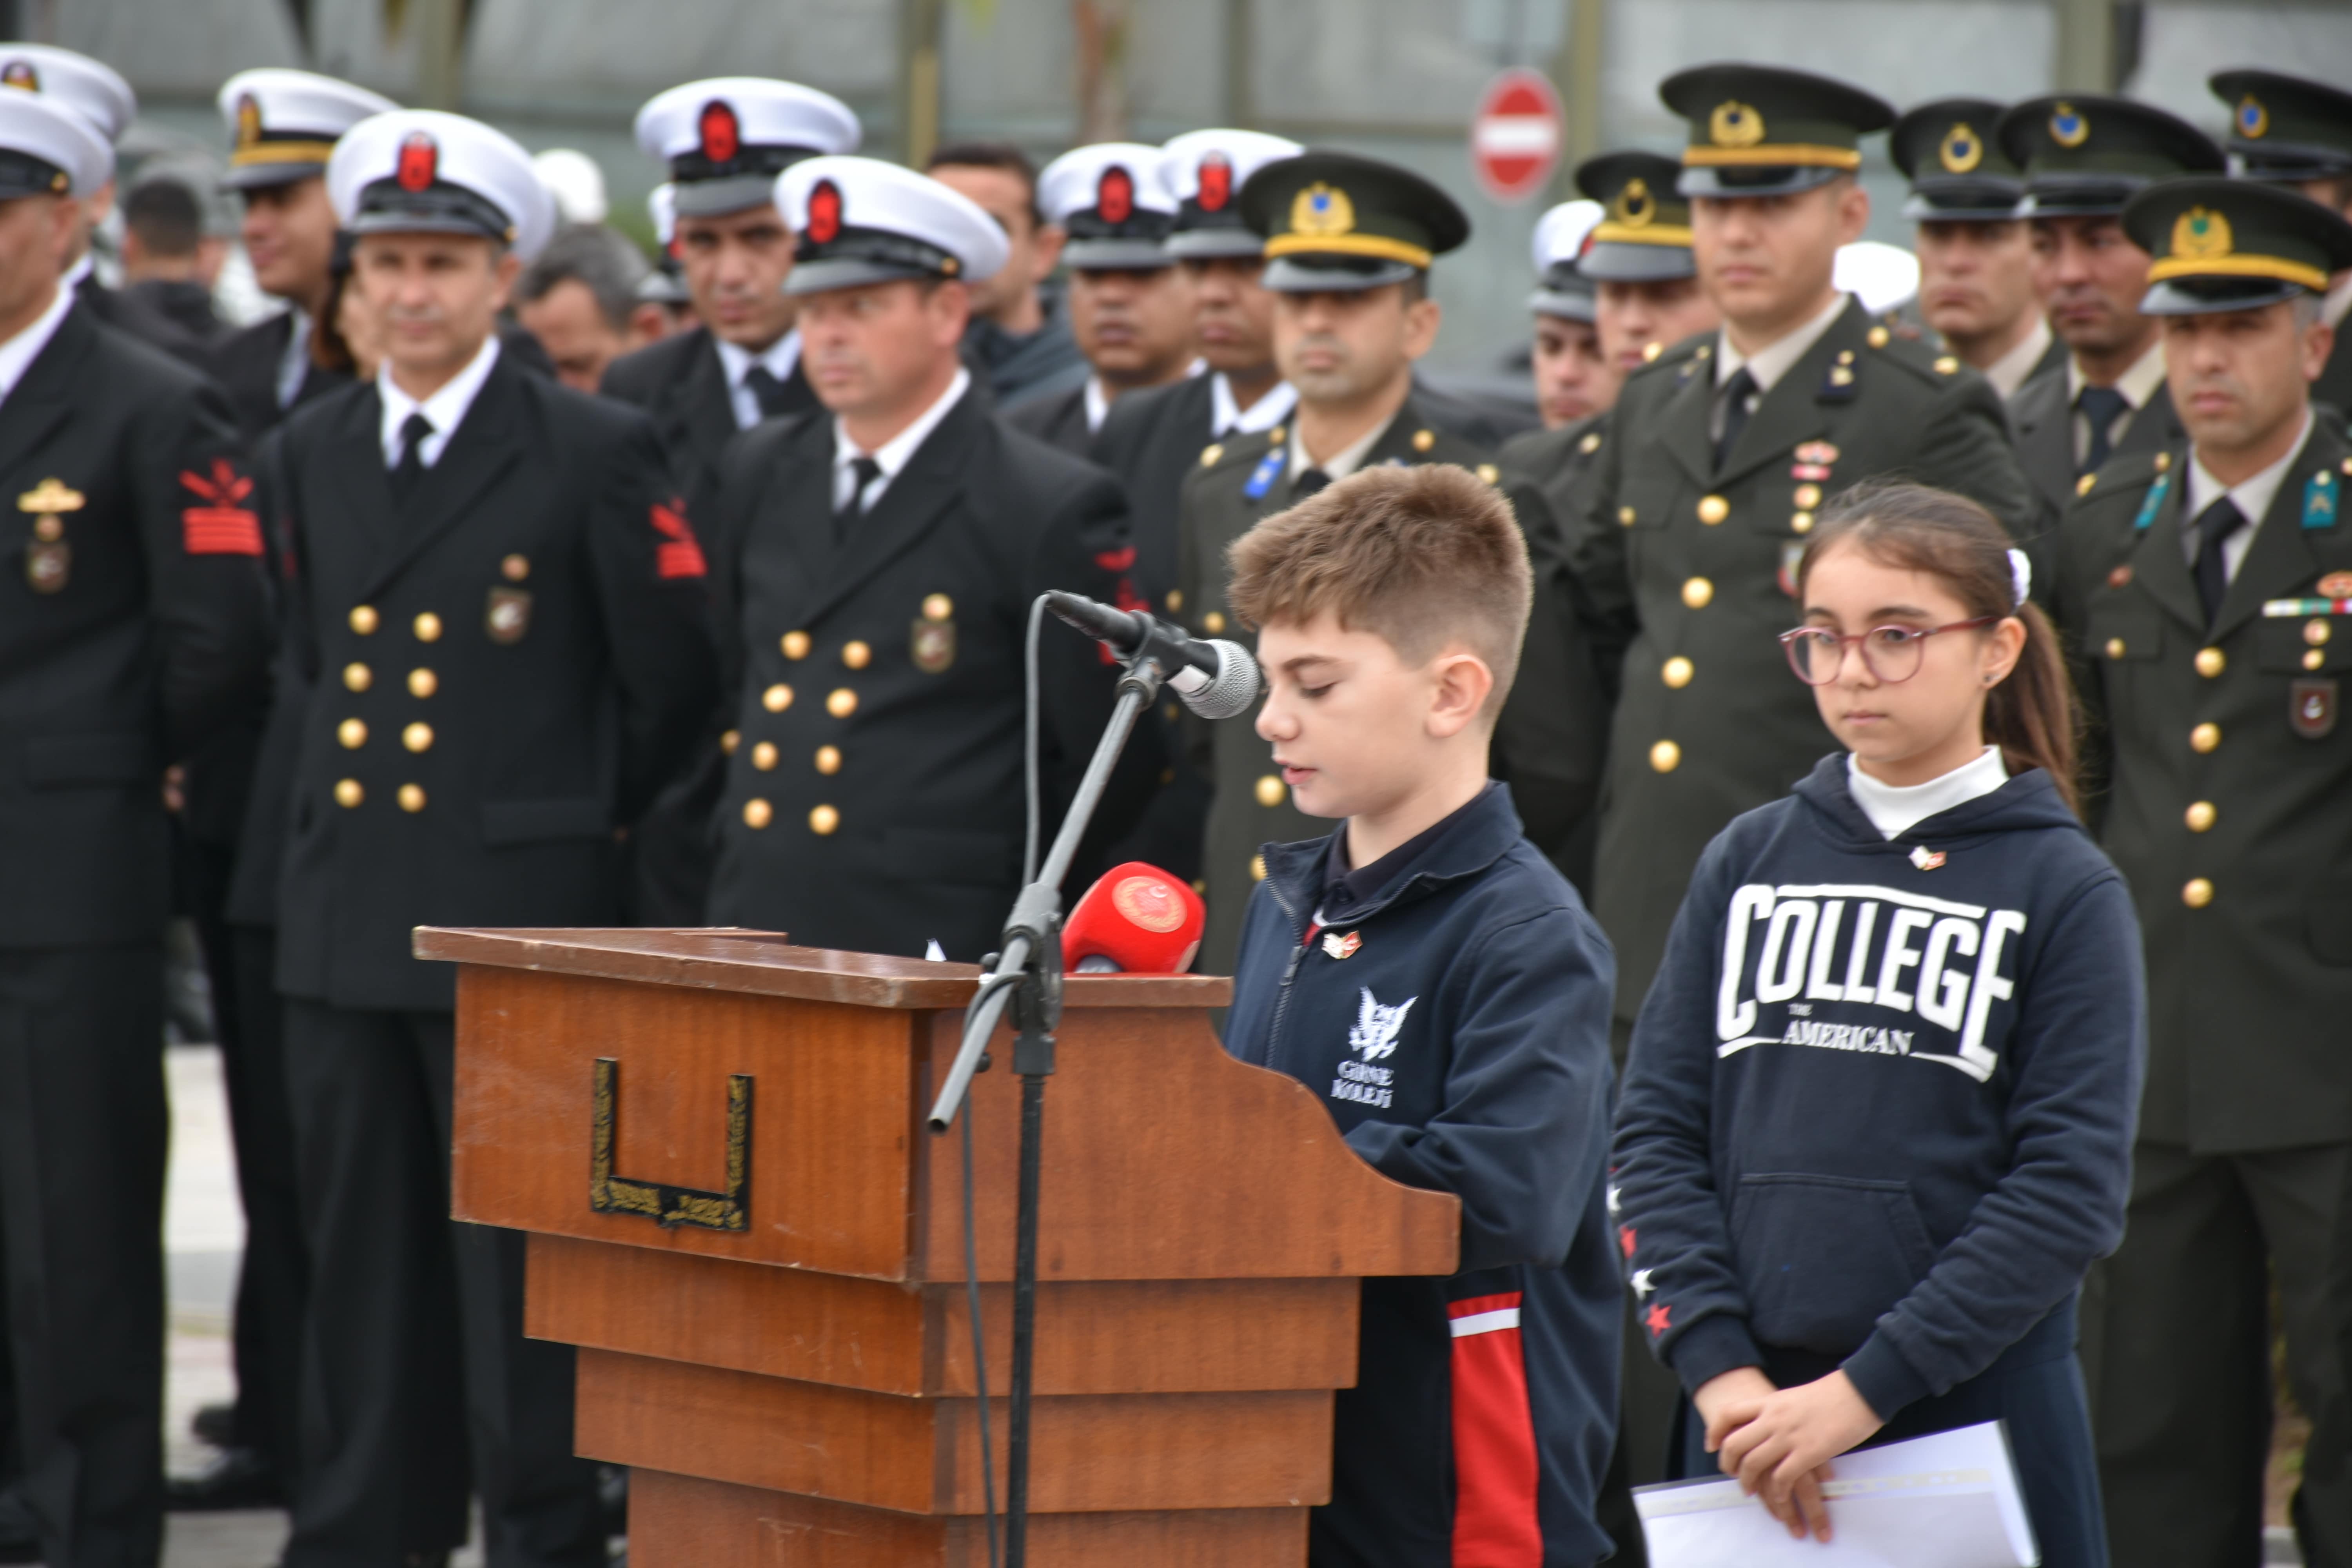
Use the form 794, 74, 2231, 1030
650, 497, 706, 579
180, 459, 263, 556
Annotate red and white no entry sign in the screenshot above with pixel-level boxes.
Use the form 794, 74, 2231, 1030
1471, 67, 1564, 204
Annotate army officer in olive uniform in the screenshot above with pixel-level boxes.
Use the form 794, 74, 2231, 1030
706, 156, 1149, 959
2052, 177, 2352, 1568
269, 112, 717, 1568
1575, 64, 2032, 1041
0, 90, 272, 1568
1178, 149, 1605, 971
2212, 70, 2352, 424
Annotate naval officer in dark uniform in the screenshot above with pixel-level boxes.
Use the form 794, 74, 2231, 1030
2211, 70, 2352, 423
268, 110, 717, 1568
1501, 198, 1612, 546
1892, 98, 2063, 402
2050, 175, 2352, 1568
0, 88, 273, 1568
1178, 149, 1605, 970
1998, 96, 2221, 519
706, 155, 1149, 957
1575, 64, 2032, 1047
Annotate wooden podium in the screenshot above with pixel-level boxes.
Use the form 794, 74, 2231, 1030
417, 928, 1459, 1566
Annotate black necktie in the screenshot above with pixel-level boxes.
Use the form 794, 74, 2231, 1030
1292, 468, 1332, 500
744, 365, 794, 421
388, 412, 433, 505
836, 456, 883, 537
2076, 384, 2131, 476
2192, 496, 2248, 625
1714, 368, 1757, 472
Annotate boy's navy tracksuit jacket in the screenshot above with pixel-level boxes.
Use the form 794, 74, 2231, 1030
1223, 784, 1621, 1568
1613, 758, 2144, 1421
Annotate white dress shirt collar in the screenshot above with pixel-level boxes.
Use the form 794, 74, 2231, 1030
715, 329, 805, 431
1289, 410, 1390, 483
63, 251, 93, 291
832, 366, 971, 514
0, 281, 78, 407
1980, 316, 2053, 402
1083, 374, 1111, 436
2184, 408, 2315, 583
2066, 336, 2167, 411
1212, 372, 1296, 436
1717, 292, 1851, 393
377, 334, 501, 470
1847, 746, 2008, 840
276, 308, 314, 410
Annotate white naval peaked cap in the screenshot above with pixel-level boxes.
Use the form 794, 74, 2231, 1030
1160, 127, 1301, 258
532, 147, 608, 224
775, 155, 1007, 296
327, 110, 557, 262
0, 87, 111, 198
216, 69, 399, 190
1038, 142, 1176, 268
634, 77, 859, 218
1527, 198, 1603, 321
1835, 239, 1921, 315
0, 44, 133, 145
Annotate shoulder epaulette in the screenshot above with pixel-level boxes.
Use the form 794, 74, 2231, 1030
1195, 425, 1281, 477
2073, 446, 2173, 505
1861, 325, 1975, 388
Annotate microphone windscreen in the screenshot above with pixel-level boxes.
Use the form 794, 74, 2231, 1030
1063, 862, 1205, 975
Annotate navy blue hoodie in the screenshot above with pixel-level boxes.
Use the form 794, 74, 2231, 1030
1224, 784, 1621, 1568
1613, 756, 2145, 1419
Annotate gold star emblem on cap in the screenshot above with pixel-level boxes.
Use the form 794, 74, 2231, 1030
1291, 181, 1356, 239
1710, 101, 1765, 149
2173, 206, 2234, 261
1613, 178, 1655, 227
1939, 123, 1982, 174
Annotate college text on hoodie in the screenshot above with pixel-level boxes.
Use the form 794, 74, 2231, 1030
1222, 784, 1622, 1568
1612, 755, 2145, 1418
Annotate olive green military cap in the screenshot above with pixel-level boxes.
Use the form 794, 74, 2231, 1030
2123, 174, 2352, 315
1891, 98, 2024, 221
1238, 148, 1468, 292
2212, 69, 2352, 183
1575, 150, 1695, 281
1659, 62, 1894, 199
1996, 94, 2224, 218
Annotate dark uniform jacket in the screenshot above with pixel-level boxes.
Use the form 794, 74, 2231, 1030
1575, 299, 2034, 1030
207, 311, 348, 442
0, 302, 273, 948
2008, 356, 2184, 523
268, 349, 719, 1011
704, 384, 1150, 960
1005, 376, 1095, 457
1089, 372, 1227, 617
2053, 416, 2352, 1153
75, 268, 207, 365
599, 326, 817, 522
1177, 394, 1609, 974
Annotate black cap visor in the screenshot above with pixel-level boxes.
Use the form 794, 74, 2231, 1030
786, 227, 964, 297
2020, 171, 2147, 219
1263, 252, 1419, 293
1164, 225, 1264, 261
1062, 235, 1174, 270
1578, 239, 1697, 282
1678, 163, 1845, 200
673, 172, 785, 218
350, 181, 515, 245
2141, 274, 2312, 316
1528, 284, 1596, 322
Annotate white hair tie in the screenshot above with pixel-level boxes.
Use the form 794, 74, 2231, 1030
2008, 547, 2032, 610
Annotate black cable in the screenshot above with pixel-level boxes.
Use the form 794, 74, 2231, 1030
961, 1086, 1001, 1568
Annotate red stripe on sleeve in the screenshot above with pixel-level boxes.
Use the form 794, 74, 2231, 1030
181, 507, 264, 556
1446, 1291, 1543, 1567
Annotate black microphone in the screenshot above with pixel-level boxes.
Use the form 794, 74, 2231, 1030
1045, 590, 1263, 719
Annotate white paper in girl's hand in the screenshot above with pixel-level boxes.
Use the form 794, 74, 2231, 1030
1634, 1421, 2038, 1568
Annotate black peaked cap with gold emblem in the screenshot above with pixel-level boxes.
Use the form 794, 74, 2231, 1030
1238, 149, 1469, 292
2123, 174, 2352, 316
1891, 98, 2023, 220
1574, 150, 1694, 281
1996, 94, 2223, 219
2211, 70, 2352, 183
1659, 63, 1894, 199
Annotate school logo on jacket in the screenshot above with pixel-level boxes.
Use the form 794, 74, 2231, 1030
1332, 987, 1414, 1109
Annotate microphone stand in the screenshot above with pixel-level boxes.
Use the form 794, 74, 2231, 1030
927, 648, 1163, 1568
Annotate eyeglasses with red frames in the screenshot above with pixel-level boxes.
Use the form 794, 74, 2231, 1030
1778, 617, 2002, 686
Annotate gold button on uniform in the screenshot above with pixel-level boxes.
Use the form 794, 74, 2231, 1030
1254, 774, 1286, 808
1791, 512, 1814, 534
1662, 656, 1693, 688
2106, 638, 2127, 660
344, 662, 372, 692
1682, 577, 1714, 609
751, 741, 778, 771
2076, 473, 2098, 497
2156, 452, 2173, 473
2308, 648, 2327, 671
1268, 426, 1285, 446
826, 688, 857, 718
1868, 325, 1891, 348
1794, 483, 1821, 508
721, 729, 740, 754
1163, 589, 1183, 614
1934, 355, 1960, 374
1412, 428, 1435, 452
842, 640, 871, 669
349, 605, 379, 635
338, 718, 367, 749
402, 722, 433, 753
1203, 610, 1226, 633
2191, 722, 2221, 753
397, 783, 426, 813
1650, 739, 1682, 773
923, 593, 954, 621
763, 683, 793, 712
2195, 647, 2225, 678
2183, 877, 2214, 909
408, 668, 437, 699
743, 798, 772, 829
1199, 443, 1223, 468
2307, 619, 2332, 646
2186, 801, 2217, 833
1619, 506, 1637, 527
782, 630, 811, 659
1696, 494, 1729, 525
334, 778, 363, 808
815, 745, 842, 775
413, 612, 442, 643
502, 554, 530, 581
808, 804, 839, 835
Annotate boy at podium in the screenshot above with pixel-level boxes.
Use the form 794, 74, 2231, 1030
1218, 463, 1622, 1567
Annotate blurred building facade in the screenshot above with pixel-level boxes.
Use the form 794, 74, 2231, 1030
25, 0, 2352, 370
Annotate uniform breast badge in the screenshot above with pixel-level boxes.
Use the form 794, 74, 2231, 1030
18, 475, 83, 593
912, 591, 956, 673
485, 587, 532, 644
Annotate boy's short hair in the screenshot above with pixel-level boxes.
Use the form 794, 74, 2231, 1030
1227, 463, 1532, 718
